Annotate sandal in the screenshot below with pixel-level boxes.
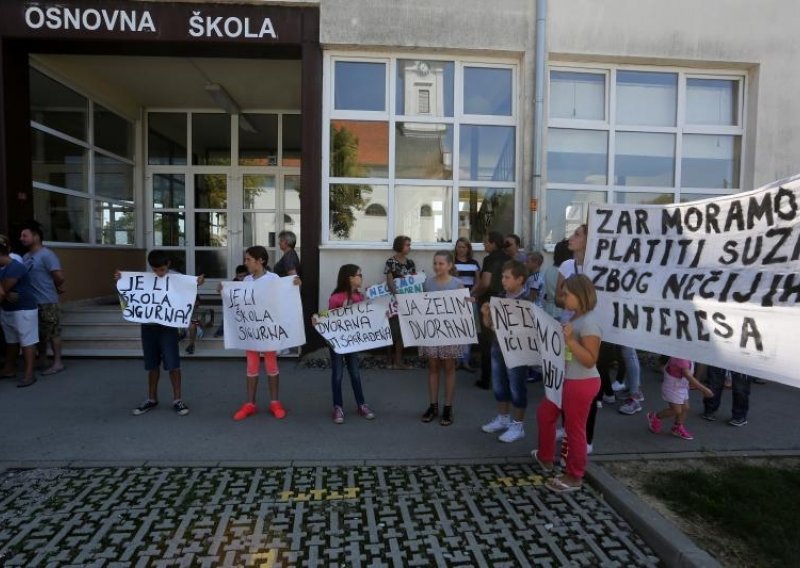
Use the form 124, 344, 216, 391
531, 449, 554, 472
440, 405, 454, 426
421, 403, 439, 423
546, 475, 582, 493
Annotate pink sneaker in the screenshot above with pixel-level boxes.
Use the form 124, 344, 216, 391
269, 400, 286, 419
647, 412, 662, 434
332, 405, 344, 424
233, 402, 257, 421
671, 424, 694, 440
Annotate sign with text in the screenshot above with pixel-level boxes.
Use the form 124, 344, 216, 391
221, 276, 305, 351
585, 174, 800, 388
365, 273, 427, 317
489, 297, 542, 369
314, 300, 392, 354
396, 288, 477, 347
116, 271, 197, 328
531, 304, 566, 408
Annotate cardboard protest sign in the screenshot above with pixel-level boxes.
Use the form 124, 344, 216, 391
585, 173, 800, 388
531, 304, 566, 408
314, 300, 392, 354
365, 273, 426, 317
489, 297, 541, 368
220, 276, 305, 351
117, 271, 197, 328
396, 288, 477, 347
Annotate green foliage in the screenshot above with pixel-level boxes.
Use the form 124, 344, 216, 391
329, 125, 372, 239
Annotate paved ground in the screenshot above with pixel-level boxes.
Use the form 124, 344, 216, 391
1, 355, 798, 566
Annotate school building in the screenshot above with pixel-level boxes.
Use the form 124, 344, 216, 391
1, 0, 798, 355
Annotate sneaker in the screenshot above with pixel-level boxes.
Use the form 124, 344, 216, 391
586, 443, 593, 455
701, 412, 717, 421
132, 399, 157, 416
357, 404, 375, 420
233, 402, 257, 421
555, 427, 565, 441
173, 400, 190, 416
618, 390, 645, 402
498, 421, 525, 443
618, 398, 643, 415
185, 344, 195, 355
728, 417, 748, 427
647, 411, 662, 434
611, 381, 627, 392
596, 400, 603, 409
602, 394, 617, 405
421, 404, 439, 423
671, 424, 694, 440
332, 405, 344, 424
482, 414, 511, 433
269, 400, 286, 419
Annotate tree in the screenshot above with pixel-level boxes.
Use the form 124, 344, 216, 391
329, 125, 373, 239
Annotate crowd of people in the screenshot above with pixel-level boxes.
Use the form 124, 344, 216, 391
0, 222, 759, 493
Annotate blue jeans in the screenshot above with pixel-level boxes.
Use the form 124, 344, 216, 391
330, 348, 365, 408
620, 345, 641, 394
490, 341, 528, 409
704, 366, 750, 420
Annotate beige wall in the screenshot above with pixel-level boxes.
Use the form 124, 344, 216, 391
55, 247, 146, 302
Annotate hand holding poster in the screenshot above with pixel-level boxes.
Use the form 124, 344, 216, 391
314, 300, 392, 354
489, 297, 541, 368
116, 271, 197, 328
531, 304, 566, 408
396, 288, 477, 347
365, 273, 426, 316
584, 174, 800, 388
221, 276, 305, 351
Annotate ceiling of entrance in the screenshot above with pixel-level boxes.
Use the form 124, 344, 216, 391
32, 55, 301, 114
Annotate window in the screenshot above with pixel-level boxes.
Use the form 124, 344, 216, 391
544, 65, 744, 250
325, 55, 517, 245
30, 67, 136, 245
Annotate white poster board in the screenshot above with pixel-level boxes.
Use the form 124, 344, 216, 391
531, 304, 566, 408
365, 273, 426, 317
489, 297, 541, 369
117, 271, 197, 328
396, 288, 477, 347
314, 300, 393, 354
585, 173, 800, 388
221, 276, 306, 351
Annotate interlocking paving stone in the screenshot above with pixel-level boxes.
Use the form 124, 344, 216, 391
0, 465, 660, 567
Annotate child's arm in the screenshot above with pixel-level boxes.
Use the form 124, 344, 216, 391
480, 302, 493, 331
683, 369, 713, 398
563, 324, 600, 368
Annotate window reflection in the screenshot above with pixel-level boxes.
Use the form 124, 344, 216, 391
96, 202, 134, 245
615, 132, 675, 187
616, 71, 677, 126
547, 129, 607, 185
29, 68, 87, 141
32, 189, 90, 244
687, 79, 738, 126
152, 174, 185, 209
395, 185, 451, 243
148, 113, 187, 165
329, 184, 388, 241
192, 113, 231, 166
334, 61, 386, 111
395, 122, 453, 179
459, 125, 515, 182
195, 174, 227, 209
195, 212, 228, 247
464, 67, 512, 116
550, 71, 605, 120
681, 134, 740, 189
94, 104, 133, 159
239, 114, 278, 166
396, 60, 454, 117
458, 187, 514, 244
543, 189, 605, 250
153, 212, 186, 246
243, 175, 275, 209
330, 121, 389, 178
31, 130, 88, 193
95, 153, 133, 202
243, 212, 276, 248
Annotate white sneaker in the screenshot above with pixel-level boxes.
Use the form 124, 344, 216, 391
587, 443, 593, 455
611, 381, 627, 392
555, 427, 565, 441
498, 421, 525, 443
602, 394, 617, 405
618, 398, 643, 415
482, 414, 511, 433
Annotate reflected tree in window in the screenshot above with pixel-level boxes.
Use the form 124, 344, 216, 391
329, 125, 373, 238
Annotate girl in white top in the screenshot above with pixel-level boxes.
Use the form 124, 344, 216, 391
556, 224, 587, 323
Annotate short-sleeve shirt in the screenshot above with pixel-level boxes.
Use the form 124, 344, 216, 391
244, 271, 279, 283
384, 256, 416, 279
525, 271, 544, 307
479, 250, 511, 303
0, 259, 37, 311
423, 276, 464, 293
455, 259, 481, 288
274, 249, 301, 278
565, 310, 602, 380
23, 247, 61, 304
328, 290, 365, 310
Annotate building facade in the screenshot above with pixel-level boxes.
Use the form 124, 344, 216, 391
0, 0, 798, 328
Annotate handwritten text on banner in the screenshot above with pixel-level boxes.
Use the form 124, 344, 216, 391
396, 288, 477, 347
314, 300, 392, 354
117, 272, 197, 328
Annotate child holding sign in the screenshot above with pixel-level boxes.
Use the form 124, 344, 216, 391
420, 251, 465, 426
480, 260, 530, 443
325, 264, 376, 424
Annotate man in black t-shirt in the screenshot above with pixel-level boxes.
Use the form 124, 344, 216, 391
471, 231, 511, 389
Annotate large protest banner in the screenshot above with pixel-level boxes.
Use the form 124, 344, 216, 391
396, 288, 477, 347
365, 273, 426, 316
490, 297, 541, 369
585, 174, 800, 388
117, 272, 197, 328
531, 304, 566, 408
220, 276, 305, 351
314, 300, 392, 354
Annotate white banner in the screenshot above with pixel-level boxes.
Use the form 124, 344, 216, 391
365, 273, 426, 317
396, 288, 477, 347
117, 271, 197, 328
585, 174, 800, 388
314, 300, 393, 354
489, 297, 541, 369
531, 304, 566, 408
221, 276, 306, 351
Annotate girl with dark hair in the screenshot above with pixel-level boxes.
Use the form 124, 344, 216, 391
384, 235, 416, 369
326, 264, 375, 424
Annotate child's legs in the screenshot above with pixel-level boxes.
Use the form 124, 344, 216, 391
427, 358, 441, 404
344, 353, 365, 406
536, 396, 561, 463
490, 342, 511, 414
147, 369, 160, 400
264, 352, 280, 400
443, 358, 456, 405
245, 350, 262, 403
507, 364, 528, 421
169, 369, 182, 400
330, 348, 345, 407
586, 383, 603, 444
562, 378, 600, 481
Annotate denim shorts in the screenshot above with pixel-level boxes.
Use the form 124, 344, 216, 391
141, 324, 181, 371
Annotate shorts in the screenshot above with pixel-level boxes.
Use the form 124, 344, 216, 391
420, 344, 463, 359
246, 350, 279, 377
38, 303, 61, 342
661, 371, 689, 405
0, 309, 39, 347
141, 325, 181, 371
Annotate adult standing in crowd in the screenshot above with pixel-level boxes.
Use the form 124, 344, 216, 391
274, 230, 301, 277
703, 366, 752, 426
471, 231, 511, 389
504, 234, 528, 263
384, 235, 416, 370
542, 239, 571, 320
20, 221, 65, 376
454, 237, 481, 372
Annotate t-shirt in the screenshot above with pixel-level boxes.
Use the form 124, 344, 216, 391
0, 259, 37, 311
423, 276, 464, 293
384, 256, 416, 279
23, 247, 61, 304
557, 259, 584, 322
328, 290, 365, 310
542, 265, 562, 319
665, 358, 692, 380
565, 310, 602, 380
479, 250, 511, 303
274, 249, 301, 278
244, 271, 279, 283
454, 259, 480, 288
525, 271, 544, 307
